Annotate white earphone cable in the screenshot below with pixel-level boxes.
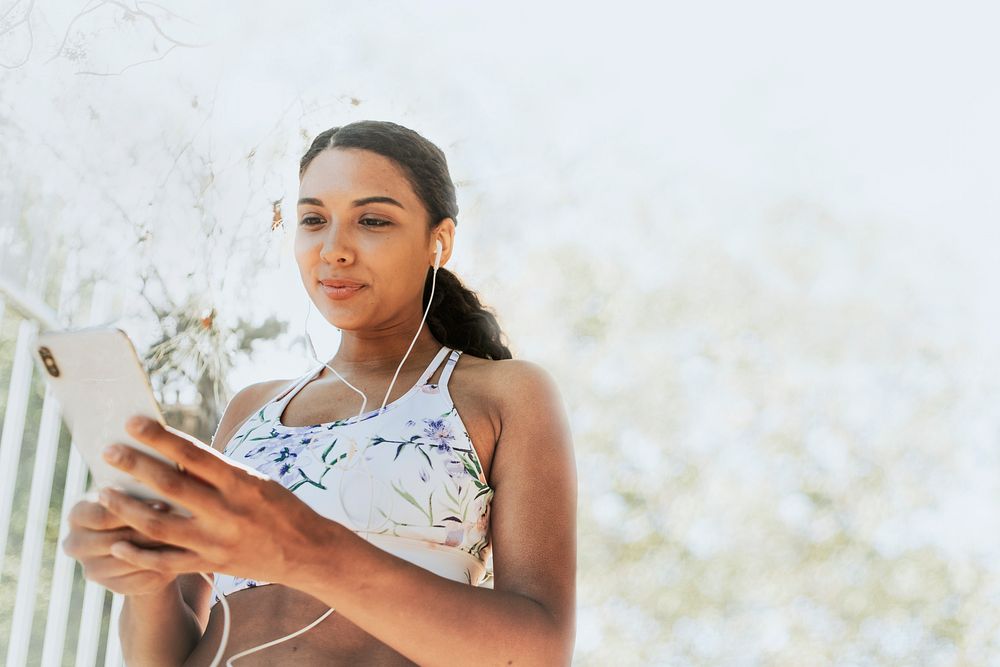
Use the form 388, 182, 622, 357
201, 241, 442, 666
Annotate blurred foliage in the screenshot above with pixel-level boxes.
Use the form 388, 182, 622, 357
490, 204, 1000, 665
136, 264, 287, 444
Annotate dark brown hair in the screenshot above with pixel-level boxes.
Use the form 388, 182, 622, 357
299, 120, 513, 360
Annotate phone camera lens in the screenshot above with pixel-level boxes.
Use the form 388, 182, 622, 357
37, 346, 61, 377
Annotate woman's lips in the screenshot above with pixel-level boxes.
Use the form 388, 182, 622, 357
321, 284, 366, 300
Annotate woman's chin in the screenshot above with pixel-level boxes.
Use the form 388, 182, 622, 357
315, 311, 354, 329
313, 305, 361, 331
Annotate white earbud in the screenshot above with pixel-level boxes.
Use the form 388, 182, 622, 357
434, 238, 443, 270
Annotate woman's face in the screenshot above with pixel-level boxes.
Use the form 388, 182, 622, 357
296, 147, 439, 332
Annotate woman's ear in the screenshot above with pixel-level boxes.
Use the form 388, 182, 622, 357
432, 219, 456, 268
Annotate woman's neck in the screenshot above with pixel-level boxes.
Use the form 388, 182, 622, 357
325, 330, 442, 373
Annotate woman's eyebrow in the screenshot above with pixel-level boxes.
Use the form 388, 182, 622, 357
297, 195, 405, 210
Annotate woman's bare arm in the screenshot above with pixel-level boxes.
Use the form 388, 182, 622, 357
118, 581, 203, 667
284, 359, 578, 666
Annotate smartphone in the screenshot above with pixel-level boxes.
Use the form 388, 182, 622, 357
33, 326, 193, 518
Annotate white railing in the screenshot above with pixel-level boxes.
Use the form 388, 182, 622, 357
1, 249, 128, 667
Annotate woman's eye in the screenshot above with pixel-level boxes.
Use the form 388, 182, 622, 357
299, 216, 389, 227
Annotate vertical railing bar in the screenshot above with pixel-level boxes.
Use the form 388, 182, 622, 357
73, 583, 106, 667
39, 445, 88, 667
0, 318, 40, 586
102, 594, 124, 667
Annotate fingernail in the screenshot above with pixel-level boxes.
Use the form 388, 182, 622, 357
98, 489, 112, 506
126, 416, 148, 432
102, 445, 122, 462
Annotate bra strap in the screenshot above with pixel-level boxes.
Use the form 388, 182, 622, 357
438, 349, 463, 388
272, 364, 324, 408
416, 346, 451, 386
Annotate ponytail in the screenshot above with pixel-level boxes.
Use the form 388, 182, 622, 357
423, 267, 512, 360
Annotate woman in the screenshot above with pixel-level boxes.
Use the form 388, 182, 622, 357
62, 120, 577, 665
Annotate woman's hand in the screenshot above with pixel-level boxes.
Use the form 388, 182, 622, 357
62, 492, 181, 596
96, 415, 327, 585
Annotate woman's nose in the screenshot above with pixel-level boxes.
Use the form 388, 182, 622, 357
319, 222, 355, 263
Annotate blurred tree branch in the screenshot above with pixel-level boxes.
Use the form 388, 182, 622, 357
138, 261, 287, 443
1, 0, 206, 73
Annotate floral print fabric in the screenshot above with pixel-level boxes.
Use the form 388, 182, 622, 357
211, 347, 494, 606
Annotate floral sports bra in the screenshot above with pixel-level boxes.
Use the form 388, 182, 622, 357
210, 346, 495, 608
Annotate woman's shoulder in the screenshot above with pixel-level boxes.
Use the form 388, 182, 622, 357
234, 374, 305, 409
456, 353, 561, 413
209, 376, 301, 453
461, 355, 572, 492
459, 352, 555, 384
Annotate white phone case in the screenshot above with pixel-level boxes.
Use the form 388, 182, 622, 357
33, 326, 193, 518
